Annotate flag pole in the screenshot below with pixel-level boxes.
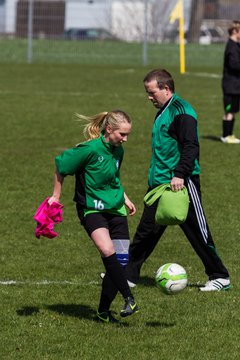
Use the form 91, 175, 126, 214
170, 0, 186, 74
179, 3, 185, 74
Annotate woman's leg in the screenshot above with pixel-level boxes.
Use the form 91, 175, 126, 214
91, 228, 132, 299
91, 228, 138, 317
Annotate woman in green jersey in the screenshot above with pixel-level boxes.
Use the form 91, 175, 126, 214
48, 110, 139, 323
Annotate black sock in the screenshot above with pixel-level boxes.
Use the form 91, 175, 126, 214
98, 273, 118, 313
230, 117, 235, 135
222, 120, 232, 137
102, 253, 132, 300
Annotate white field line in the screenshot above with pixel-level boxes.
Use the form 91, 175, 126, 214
185, 72, 221, 79
0, 280, 100, 286
0, 90, 144, 97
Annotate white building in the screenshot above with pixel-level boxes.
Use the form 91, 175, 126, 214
1, 0, 192, 42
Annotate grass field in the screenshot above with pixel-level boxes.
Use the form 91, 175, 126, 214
0, 53, 240, 359
0, 38, 225, 68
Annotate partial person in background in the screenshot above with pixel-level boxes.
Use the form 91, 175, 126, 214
221, 20, 240, 144
48, 110, 139, 323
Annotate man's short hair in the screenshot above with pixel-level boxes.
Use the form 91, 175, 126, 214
228, 20, 240, 36
143, 69, 175, 92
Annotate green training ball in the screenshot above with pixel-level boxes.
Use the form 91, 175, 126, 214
155, 263, 188, 295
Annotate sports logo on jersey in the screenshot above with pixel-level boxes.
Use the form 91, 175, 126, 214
98, 156, 104, 163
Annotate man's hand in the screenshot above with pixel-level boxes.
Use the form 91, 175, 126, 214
170, 177, 184, 191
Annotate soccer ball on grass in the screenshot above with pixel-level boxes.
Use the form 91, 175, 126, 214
155, 263, 188, 294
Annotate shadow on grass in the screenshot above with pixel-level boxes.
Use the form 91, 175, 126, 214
138, 276, 156, 287
187, 282, 204, 288
200, 135, 221, 142
16, 305, 175, 328
16, 304, 130, 326
16, 304, 95, 320
46, 303, 96, 320
139, 276, 204, 291
16, 306, 40, 316
45, 303, 129, 327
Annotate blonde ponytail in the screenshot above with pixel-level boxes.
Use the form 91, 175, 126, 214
75, 110, 131, 140
75, 112, 108, 140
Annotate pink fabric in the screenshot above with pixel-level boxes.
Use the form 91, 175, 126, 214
34, 197, 64, 239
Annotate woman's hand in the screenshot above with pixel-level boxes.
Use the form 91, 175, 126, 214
48, 168, 64, 205
48, 195, 60, 205
124, 193, 136, 216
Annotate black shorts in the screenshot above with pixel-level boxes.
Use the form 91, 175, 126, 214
223, 94, 240, 113
76, 204, 129, 239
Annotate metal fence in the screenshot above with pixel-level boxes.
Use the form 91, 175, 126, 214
0, 0, 239, 65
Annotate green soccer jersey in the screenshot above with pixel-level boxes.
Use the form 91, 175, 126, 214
55, 134, 126, 215
148, 93, 201, 187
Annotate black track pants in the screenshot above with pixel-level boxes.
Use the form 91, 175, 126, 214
125, 176, 229, 284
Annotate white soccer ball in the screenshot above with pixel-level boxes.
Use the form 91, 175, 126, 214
155, 263, 188, 294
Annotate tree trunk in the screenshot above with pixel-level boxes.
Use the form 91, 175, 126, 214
188, 0, 205, 42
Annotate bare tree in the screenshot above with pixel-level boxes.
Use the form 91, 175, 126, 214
188, 0, 205, 42
112, 0, 176, 43
112, 1, 144, 42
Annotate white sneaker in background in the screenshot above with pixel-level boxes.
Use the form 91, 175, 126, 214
100, 272, 136, 288
127, 280, 137, 288
220, 135, 240, 144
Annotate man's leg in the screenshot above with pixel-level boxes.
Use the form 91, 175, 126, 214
221, 94, 240, 143
125, 200, 167, 285
181, 177, 230, 290
222, 115, 234, 138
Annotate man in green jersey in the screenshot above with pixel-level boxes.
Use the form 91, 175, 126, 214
125, 69, 231, 292
49, 110, 139, 322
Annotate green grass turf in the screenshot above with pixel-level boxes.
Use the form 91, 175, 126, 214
0, 38, 224, 68
0, 61, 240, 360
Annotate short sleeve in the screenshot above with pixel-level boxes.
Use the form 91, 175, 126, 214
55, 143, 90, 176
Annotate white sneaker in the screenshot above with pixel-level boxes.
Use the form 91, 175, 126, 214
100, 272, 105, 280
199, 278, 231, 292
127, 280, 137, 288
220, 135, 240, 144
100, 272, 136, 288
